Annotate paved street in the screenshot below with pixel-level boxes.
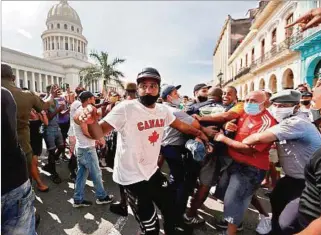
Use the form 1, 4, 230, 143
35, 154, 271, 235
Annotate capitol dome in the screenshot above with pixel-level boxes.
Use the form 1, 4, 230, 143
42, 0, 88, 61
46, 0, 82, 27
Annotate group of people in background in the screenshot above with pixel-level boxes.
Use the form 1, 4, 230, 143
2, 8, 321, 235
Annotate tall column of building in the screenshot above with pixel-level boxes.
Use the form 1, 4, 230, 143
15, 69, 20, 88
24, 71, 28, 89
45, 74, 49, 88
31, 72, 36, 92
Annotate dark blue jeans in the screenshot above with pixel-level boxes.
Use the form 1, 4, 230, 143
161, 145, 200, 218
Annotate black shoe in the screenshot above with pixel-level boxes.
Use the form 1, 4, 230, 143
50, 173, 62, 184
35, 212, 40, 229
73, 200, 93, 208
183, 213, 205, 226
96, 195, 114, 205
110, 202, 128, 216
215, 219, 243, 231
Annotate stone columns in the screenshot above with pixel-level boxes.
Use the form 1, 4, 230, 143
15, 69, 20, 87
31, 72, 36, 92
45, 74, 49, 89
51, 75, 54, 85
24, 71, 28, 89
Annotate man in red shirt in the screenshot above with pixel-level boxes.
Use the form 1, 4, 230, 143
213, 91, 277, 235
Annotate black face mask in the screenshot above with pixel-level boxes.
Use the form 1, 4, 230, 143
197, 96, 208, 103
138, 94, 160, 107
301, 100, 311, 106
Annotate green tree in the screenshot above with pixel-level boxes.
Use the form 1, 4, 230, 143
80, 51, 125, 91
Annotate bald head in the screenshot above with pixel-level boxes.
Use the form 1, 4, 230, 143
208, 87, 223, 102
245, 91, 266, 103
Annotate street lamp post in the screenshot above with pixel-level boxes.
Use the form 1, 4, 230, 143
217, 71, 223, 88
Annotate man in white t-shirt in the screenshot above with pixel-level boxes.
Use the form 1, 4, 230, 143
73, 91, 114, 208
75, 67, 213, 235
67, 87, 84, 181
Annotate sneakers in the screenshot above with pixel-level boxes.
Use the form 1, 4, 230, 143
215, 219, 244, 231
96, 195, 114, 205
256, 215, 272, 235
110, 202, 128, 216
73, 200, 93, 208
183, 213, 205, 226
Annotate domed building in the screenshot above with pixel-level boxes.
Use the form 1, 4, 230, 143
2, 0, 122, 93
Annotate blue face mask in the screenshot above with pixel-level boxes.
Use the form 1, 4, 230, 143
244, 102, 263, 115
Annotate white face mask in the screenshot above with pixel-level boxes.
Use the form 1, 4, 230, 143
169, 96, 182, 106
271, 106, 295, 122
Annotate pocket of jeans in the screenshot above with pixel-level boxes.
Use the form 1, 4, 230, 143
3, 185, 35, 227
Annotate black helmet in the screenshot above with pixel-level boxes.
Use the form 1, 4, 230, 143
137, 67, 161, 84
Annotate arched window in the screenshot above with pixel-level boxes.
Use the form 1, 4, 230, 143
71, 26, 74, 31
51, 24, 53, 29
64, 24, 67, 30
57, 23, 60, 29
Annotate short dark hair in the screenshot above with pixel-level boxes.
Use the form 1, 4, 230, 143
225, 86, 237, 95
79, 91, 94, 103
183, 95, 188, 99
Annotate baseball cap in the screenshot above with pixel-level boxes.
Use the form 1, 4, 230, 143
137, 67, 161, 84
79, 91, 94, 103
193, 83, 212, 93
161, 84, 181, 99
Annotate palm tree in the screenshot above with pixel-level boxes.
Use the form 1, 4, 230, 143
79, 51, 126, 91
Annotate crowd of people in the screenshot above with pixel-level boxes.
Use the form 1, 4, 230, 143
2, 10, 321, 235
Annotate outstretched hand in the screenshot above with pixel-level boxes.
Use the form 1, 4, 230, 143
285, 8, 321, 32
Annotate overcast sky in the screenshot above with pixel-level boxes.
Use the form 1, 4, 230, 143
2, 1, 258, 96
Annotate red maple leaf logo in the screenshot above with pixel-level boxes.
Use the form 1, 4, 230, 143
148, 131, 159, 146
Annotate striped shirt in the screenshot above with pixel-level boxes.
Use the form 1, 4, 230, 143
299, 148, 321, 223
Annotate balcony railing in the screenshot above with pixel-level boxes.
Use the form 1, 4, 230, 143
235, 67, 251, 80
250, 32, 303, 70
223, 78, 234, 87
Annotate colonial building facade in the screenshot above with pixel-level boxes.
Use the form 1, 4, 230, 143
1, 0, 123, 94
214, 0, 321, 100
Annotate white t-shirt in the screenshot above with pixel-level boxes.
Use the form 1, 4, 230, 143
68, 100, 82, 136
103, 99, 176, 185
74, 106, 96, 148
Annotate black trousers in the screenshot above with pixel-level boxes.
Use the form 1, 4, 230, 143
124, 170, 177, 235
270, 175, 305, 235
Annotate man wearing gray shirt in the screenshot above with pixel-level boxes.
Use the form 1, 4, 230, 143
242, 89, 321, 235
160, 84, 201, 223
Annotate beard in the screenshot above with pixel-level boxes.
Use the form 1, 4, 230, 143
197, 96, 208, 103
